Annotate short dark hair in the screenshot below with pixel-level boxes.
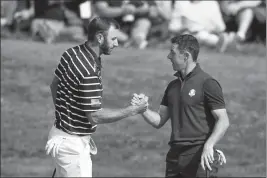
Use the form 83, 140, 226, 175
87, 17, 120, 41
171, 34, 200, 62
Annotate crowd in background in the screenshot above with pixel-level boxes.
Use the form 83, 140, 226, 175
1, 0, 266, 52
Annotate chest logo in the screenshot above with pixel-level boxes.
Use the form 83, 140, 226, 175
189, 89, 196, 97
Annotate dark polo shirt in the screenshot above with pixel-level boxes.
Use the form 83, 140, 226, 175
161, 64, 225, 147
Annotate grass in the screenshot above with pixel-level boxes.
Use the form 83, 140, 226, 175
1, 39, 266, 177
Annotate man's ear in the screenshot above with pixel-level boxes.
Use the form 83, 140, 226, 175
184, 52, 189, 62
96, 33, 103, 44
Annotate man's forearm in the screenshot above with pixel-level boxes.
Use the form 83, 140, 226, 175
205, 117, 229, 147
141, 109, 161, 128
90, 106, 138, 124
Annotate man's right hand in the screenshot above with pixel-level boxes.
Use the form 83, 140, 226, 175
131, 93, 149, 105
129, 93, 148, 115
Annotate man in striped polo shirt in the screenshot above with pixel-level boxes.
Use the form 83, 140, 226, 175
45, 17, 148, 177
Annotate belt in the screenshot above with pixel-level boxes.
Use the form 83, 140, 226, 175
54, 122, 92, 137
49, 125, 97, 155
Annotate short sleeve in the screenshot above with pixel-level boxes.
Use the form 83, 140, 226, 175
203, 79, 225, 110
78, 74, 103, 112
161, 86, 169, 106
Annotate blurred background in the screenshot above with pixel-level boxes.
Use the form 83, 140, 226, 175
1, 0, 266, 177
1, 0, 266, 49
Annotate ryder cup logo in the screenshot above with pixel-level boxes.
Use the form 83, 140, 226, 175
189, 89, 196, 97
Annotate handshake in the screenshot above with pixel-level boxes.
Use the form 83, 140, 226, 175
129, 93, 149, 115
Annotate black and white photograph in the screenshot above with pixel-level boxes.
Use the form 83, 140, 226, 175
1, 0, 266, 177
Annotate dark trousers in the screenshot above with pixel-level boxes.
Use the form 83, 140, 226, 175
165, 145, 220, 178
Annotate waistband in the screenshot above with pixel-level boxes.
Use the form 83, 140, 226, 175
169, 144, 204, 155
49, 125, 91, 140
49, 125, 97, 155
55, 122, 93, 137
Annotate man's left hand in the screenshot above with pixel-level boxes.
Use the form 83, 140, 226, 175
201, 144, 214, 171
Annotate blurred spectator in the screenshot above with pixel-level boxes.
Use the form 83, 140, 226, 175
93, 0, 173, 49
64, 0, 93, 34
169, 0, 234, 52
251, 0, 266, 42
1, 0, 18, 29
92, 0, 136, 44
13, 0, 86, 43
219, 0, 262, 43
1, 0, 30, 34
140, 1, 173, 41
253, 0, 266, 24
92, 0, 147, 48
128, 0, 173, 48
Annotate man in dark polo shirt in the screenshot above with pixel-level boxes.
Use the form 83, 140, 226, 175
132, 34, 229, 178
46, 17, 148, 177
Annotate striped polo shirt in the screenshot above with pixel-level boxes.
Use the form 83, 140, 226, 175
54, 42, 103, 136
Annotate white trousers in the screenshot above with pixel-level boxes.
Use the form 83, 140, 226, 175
45, 125, 97, 177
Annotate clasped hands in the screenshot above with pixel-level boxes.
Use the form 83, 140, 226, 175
130, 93, 149, 114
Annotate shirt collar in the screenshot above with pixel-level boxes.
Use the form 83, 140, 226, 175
174, 63, 201, 80
84, 42, 102, 69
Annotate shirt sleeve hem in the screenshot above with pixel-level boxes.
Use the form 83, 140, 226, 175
210, 105, 225, 110
82, 108, 102, 112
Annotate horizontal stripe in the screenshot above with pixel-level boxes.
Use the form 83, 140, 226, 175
83, 76, 100, 84
60, 112, 91, 126
58, 83, 73, 94
56, 63, 78, 87
73, 95, 102, 99
56, 75, 102, 96
57, 87, 102, 100
58, 122, 97, 135
76, 97, 102, 106
55, 104, 87, 119
59, 119, 97, 133
55, 101, 84, 116
78, 89, 102, 98
56, 98, 102, 110
80, 83, 100, 86
56, 98, 101, 112
79, 89, 103, 92
55, 104, 101, 117
60, 118, 92, 129
56, 68, 78, 91
80, 84, 102, 91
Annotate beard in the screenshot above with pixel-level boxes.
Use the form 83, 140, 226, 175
100, 37, 112, 55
